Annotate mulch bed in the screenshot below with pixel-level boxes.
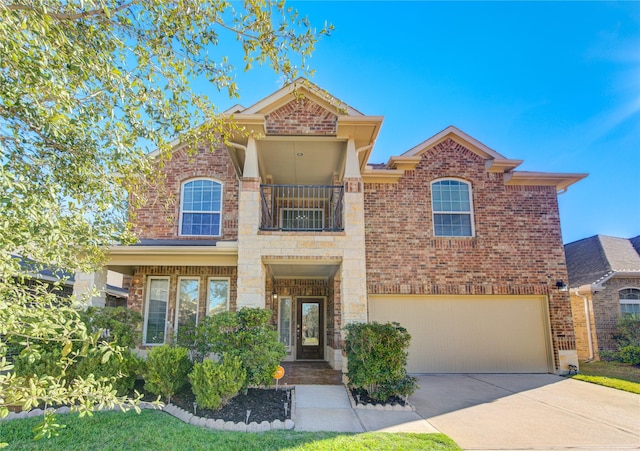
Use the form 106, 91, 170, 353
350, 387, 408, 407
134, 380, 293, 424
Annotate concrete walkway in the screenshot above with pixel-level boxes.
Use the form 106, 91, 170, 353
293, 385, 438, 433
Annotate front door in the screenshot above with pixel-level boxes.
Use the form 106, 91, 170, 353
296, 298, 324, 360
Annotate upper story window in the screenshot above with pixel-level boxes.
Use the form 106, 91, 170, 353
431, 179, 474, 237
180, 178, 222, 236
619, 288, 640, 316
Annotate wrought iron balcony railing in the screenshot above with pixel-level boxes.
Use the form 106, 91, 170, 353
260, 184, 344, 232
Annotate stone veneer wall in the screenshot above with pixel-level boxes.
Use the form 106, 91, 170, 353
570, 291, 600, 361
128, 266, 238, 343
130, 145, 239, 241
363, 138, 574, 370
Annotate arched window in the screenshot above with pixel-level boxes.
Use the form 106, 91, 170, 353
179, 178, 222, 236
431, 179, 474, 237
619, 288, 640, 315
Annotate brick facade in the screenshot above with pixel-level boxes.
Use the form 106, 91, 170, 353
128, 265, 237, 343
105, 84, 582, 373
571, 277, 640, 360
131, 145, 239, 241
265, 98, 337, 135
364, 138, 575, 366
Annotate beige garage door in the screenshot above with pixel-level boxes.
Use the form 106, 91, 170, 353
369, 295, 553, 373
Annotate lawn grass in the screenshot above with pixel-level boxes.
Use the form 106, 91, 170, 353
573, 360, 640, 394
0, 410, 461, 451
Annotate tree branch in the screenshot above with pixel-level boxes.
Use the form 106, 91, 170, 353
3, 0, 140, 21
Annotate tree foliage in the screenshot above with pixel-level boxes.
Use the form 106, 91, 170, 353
0, 0, 330, 441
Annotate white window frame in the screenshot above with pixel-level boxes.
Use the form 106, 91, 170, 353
143, 276, 170, 346
278, 296, 292, 349
431, 178, 475, 237
175, 277, 200, 336
179, 177, 223, 237
619, 287, 640, 315
280, 208, 324, 230
206, 277, 230, 316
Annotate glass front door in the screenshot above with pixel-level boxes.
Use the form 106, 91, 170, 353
296, 298, 324, 360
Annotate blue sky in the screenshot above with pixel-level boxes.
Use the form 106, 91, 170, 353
214, 1, 640, 244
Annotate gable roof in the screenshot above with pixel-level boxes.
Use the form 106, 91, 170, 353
565, 235, 640, 288
364, 125, 587, 190
238, 77, 364, 117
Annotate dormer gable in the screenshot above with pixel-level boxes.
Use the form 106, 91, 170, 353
363, 125, 586, 192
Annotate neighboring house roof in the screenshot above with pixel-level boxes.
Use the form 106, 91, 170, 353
106, 283, 128, 298
11, 254, 75, 284
565, 235, 640, 288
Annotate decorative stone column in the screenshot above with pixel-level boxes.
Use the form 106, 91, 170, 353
73, 268, 107, 308
236, 137, 266, 308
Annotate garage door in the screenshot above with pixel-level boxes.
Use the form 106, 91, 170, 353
369, 295, 552, 373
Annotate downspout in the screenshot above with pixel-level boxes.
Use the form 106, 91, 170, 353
574, 288, 594, 361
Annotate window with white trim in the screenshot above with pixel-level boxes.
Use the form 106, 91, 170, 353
143, 277, 169, 345
176, 277, 199, 337
207, 278, 229, 316
278, 297, 292, 348
431, 179, 474, 237
180, 178, 222, 236
619, 288, 640, 315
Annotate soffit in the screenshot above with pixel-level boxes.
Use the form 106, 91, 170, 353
258, 138, 345, 185
268, 263, 339, 279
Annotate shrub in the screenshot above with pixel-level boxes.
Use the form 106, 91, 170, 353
618, 346, 640, 365
205, 308, 286, 389
13, 349, 64, 379
345, 321, 418, 401
74, 348, 142, 395
189, 354, 246, 409
78, 307, 142, 349
613, 315, 640, 348
144, 345, 192, 402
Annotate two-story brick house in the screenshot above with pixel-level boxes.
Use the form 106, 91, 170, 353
104, 79, 586, 374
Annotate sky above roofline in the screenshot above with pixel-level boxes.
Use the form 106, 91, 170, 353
199, 1, 640, 244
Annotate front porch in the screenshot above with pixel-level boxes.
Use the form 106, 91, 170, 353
264, 266, 344, 371
279, 362, 342, 385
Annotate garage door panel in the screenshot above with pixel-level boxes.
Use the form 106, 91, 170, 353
369, 295, 551, 373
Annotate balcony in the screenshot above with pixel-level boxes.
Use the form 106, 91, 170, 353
260, 184, 344, 232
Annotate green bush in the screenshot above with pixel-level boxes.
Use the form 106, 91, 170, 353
614, 315, 640, 348
207, 308, 286, 389
345, 321, 418, 401
181, 308, 285, 389
13, 349, 64, 379
144, 345, 192, 402
189, 354, 246, 409
618, 346, 640, 365
79, 306, 142, 348
74, 348, 142, 395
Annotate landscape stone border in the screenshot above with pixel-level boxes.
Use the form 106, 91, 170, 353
2, 389, 296, 432
345, 385, 415, 412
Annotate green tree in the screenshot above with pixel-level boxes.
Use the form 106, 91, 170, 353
0, 0, 331, 441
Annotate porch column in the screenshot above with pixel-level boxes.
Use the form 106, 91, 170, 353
344, 138, 360, 178
236, 136, 266, 308
73, 268, 107, 308
244, 136, 259, 178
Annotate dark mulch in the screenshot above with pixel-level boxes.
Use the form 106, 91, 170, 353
134, 380, 292, 424
350, 387, 408, 407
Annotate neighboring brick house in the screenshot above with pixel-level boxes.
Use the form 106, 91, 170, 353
565, 235, 640, 361
102, 79, 586, 374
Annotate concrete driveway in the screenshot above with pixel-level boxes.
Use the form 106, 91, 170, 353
411, 374, 640, 451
